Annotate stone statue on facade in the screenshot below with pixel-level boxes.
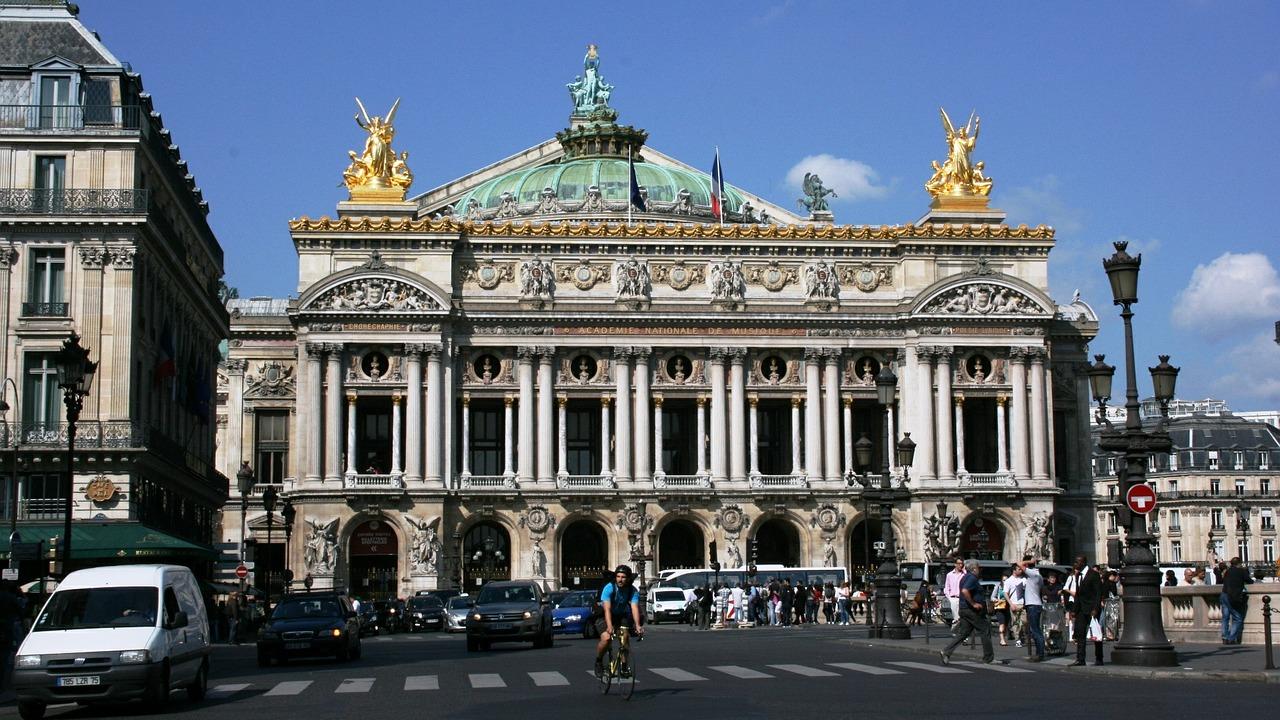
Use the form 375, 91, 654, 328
408, 516, 443, 574
798, 173, 837, 215
1022, 512, 1054, 562
726, 542, 743, 570
567, 44, 615, 115
614, 257, 649, 298
925, 107, 992, 199
304, 518, 339, 575
708, 260, 745, 302
343, 98, 413, 198
804, 260, 839, 300
520, 256, 554, 298
923, 512, 961, 561
823, 537, 838, 568
530, 538, 547, 578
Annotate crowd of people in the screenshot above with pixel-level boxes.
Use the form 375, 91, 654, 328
682, 578, 874, 629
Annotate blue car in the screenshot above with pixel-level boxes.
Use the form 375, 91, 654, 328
551, 590, 596, 636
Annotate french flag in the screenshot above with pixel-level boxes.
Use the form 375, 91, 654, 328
710, 149, 724, 221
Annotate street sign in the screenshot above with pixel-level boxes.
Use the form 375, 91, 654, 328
1, 568, 17, 581
873, 541, 886, 551
235, 564, 249, 579
1125, 483, 1157, 514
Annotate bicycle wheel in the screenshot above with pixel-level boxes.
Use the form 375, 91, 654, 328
598, 645, 614, 695
621, 646, 636, 701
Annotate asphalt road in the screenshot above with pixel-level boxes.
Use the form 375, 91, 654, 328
5, 624, 1273, 719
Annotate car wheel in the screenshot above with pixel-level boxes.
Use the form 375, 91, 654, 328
466, 636, 479, 652
17, 700, 46, 720
186, 660, 208, 702
145, 661, 170, 711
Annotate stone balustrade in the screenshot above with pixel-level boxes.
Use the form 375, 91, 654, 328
1160, 583, 1278, 645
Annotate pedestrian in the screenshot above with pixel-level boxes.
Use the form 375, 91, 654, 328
991, 573, 1011, 645
822, 582, 835, 624
792, 580, 806, 625
943, 557, 965, 628
807, 583, 820, 624
780, 580, 794, 627
1163, 569, 1178, 587
1221, 557, 1252, 644
1004, 565, 1026, 648
939, 559, 994, 665
906, 582, 928, 626
836, 581, 851, 625
228, 594, 241, 645
1101, 569, 1121, 641
730, 584, 744, 627
769, 582, 781, 626
1069, 555, 1104, 666
1021, 556, 1046, 661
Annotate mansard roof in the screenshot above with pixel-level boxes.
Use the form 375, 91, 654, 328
0, 3, 118, 68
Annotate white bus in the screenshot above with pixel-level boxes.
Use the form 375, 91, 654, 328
657, 565, 847, 590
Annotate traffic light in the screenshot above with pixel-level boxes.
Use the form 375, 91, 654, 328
708, 540, 721, 572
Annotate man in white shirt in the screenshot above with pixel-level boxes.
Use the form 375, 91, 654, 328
1021, 555, 1046, 661
943, 557, 965, 628
1003, 565, 1027, 648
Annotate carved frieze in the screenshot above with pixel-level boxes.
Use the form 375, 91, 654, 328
312, 278, 439, 311
744, 261, 798, 292
555, 259, 610, 291
840, 262, 893, 292
651, 260, 704, 291
923, 283, 1044, 315
708, 260, 746, 303
461, 259, 515, 290
245, 361, 296, 398
519, 257, 554, 298
803, 260, 839, 299
613, 257, 649, 298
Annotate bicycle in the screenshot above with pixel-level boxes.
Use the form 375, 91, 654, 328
597, 625, 637, 699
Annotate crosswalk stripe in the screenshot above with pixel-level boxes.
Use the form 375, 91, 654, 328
886, 661, 970, 674
529, 671, 570, 686
404, 675, 439, 691
826, 662, 905, 676
1044, 657, 1075, 666
209, 683, 251, 695
650, 667, 707, 682
370, 636, 391, 642
953, 661, 1034, 674
709, 665, 774, 679
470, 673, 506, 688
768, 663, 840, 677
265, 680, 312, 696
335, 678, 375, 693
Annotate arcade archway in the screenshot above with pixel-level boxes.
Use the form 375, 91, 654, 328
848, 519, 884, 576
657, 520, 704, 570
462, 521, 511, 590
560, 519, 609, 590
754, 518, 800, 566
958, 515, 1006, 560
348, 518, 398, 601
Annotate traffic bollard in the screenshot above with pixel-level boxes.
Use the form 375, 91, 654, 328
1264, 595, 1274, 671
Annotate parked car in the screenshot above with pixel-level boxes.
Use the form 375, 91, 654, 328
444, 595, 472, 633
357, 604, 381, 636
406, 596, 445, 632
645, 586, 689, 624
13, 565, 211, 720
465, 581, 553, 651
416, 589, 461, 604
551, 590, 595, 636
256, 591, 361, 667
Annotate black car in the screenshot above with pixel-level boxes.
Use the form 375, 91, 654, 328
466, 581, 553, 652
257, 591, 361, 666
357, 604, 380, 636
406, 596, 446, 632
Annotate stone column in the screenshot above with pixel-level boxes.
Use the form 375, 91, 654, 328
76, 247, 105, 419
391, 393, 402, 475
633, 348, 652, 484
1045, 362, 1058, 484
106, 248, 135, 420
709, 348, 728, 484
790, 394, 803, 476
887, 401, 898, 473
1010, 350, 1031, 482
557, 394, 568, 478
516, 347, 536, 485
915, 347, 936, 482
425, 345, 444, 486
502, 394, 515, 478
1029, 348, 1049, 483
842, 394, 853, 480
695, 395, 708, 477
325, 346, 343, 483
613, 348, 633, 483
996, 395, 1009, 473
954, 395, 968, 475
345, 392, 357, 476
225, 359, 247, 479
934, 348, 955, 482
748, 394, 760, 477
653, 394, 665, 478
822, 350, 841, 483
600, 394, 613, 477
728, 348, 748, 484
0, 248, 16, 403
404, 346, 424, 483
460, 392, 472, 478
803, 349, 823, 480
304, 343, 323, 483
537, 348, 555, 484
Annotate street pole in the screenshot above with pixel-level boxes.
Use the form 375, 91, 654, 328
3, 378, 21, 569
236, 462, 253, 592
261, 484, 278, 610
54, 332, 96, 578
859, 364, 913, 640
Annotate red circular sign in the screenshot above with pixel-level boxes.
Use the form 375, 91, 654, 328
235, 564, 249, 579
1126, 484, 1157, 514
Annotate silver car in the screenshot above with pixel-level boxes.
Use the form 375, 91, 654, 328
444, 596, 472, 633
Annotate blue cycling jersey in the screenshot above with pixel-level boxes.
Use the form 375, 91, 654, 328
600, 582, 638, 617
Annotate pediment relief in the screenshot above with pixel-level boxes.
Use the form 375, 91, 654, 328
920, 281, 1051, 316
304, 275, 443, 312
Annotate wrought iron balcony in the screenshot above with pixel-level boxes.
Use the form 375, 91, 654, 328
20, 302, 68, 317
0, 105, 142, 133
0, 188, 149, 215
2, 421, 147, 448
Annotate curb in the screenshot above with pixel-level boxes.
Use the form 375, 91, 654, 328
851, 637, 1280, 685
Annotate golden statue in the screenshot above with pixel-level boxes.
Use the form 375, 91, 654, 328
925, 107, 992, 203
343, 97, 413, 200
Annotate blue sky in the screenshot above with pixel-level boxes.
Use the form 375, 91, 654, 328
81, 1, 1280, 409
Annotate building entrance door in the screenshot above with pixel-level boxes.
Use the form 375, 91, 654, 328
348, 518, 398, 600
560, 520, 608, 590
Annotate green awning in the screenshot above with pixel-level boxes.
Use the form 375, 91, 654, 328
0, 523, 217, 561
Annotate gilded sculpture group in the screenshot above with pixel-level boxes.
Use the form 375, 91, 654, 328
343, 98, 414, 198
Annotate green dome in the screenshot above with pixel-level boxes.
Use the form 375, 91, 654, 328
451, 158, 749, 218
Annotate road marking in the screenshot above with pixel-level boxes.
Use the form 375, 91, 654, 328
264, 680, 312, 696
650, 667, 707, 682
469, 673, 506, 688
370, 636, 391, 642
709, 665, 774, 679
405, 635, 428, 641
404, 675, 439, 691
529, 671, 570, 686
826, 662, 905, 676
953, 661, 1034, 673
1044, 657, 1075, 666
767, 663, 840, 677
885, 661, 971, 674
209, 683, 251, 695
335, 678, 375, 693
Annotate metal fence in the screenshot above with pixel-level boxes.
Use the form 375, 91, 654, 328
0, 105, 141, 132
0, 188, 149, 215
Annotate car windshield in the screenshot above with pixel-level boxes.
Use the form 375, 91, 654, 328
34, 586, 159, 631
477, 585, 536, 604
447, 597, 472, 610
272, 598, 342, 620
656, 591, 685, 602
408, 597, 442, 610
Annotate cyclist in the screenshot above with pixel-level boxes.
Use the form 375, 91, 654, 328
595, 564, 644, 677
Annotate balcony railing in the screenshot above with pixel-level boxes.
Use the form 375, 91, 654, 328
2, 421, 147, 448
344, 474, 404, 490
16, 498, 65, 520
654, 474, 712, 489
0, 105, 142, 132
20, 302, 68, 317
749, 474, 808, 489
557, 474, 615, 489
0, 188, 149, 215
459, 475, 517, 489
958, 472, 1018, 488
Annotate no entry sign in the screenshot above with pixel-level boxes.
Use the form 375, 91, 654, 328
235, 564, 249, 579
1125, 483, 1157, 515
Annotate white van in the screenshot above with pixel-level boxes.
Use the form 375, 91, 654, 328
12, 564, 210, 720
645, 586, 690, 624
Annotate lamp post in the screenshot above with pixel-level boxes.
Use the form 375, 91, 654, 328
53, 331, 97, 575
236, 462, 254, 589
448, 531, 463, 590
1, 377, 21, 567
470, 535, 505, 588
261, 484, 278, 608
281, 499, 296, 591
1093, 240, 1180, 667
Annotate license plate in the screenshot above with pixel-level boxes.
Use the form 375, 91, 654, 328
490, 623, 512, 630
56, 676, 100, 687
552, 621, 563, 627
285, 641, 310, 650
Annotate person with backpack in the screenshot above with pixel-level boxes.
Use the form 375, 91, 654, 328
594, 565, 644, 677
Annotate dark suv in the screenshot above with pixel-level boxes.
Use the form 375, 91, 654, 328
466, 581, 553, 651
257, 591, 361, 666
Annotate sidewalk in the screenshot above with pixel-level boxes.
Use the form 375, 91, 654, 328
852, 622, 1280, 684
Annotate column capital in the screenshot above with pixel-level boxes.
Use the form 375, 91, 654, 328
611, 346, 633, 360
726, 347, 748, 362
803, 347, 825, 361
631, 345, 653, 359
842, 393, 853, 408
516, 346, 539, 361
600, 393, 613, 407
707, 347, 731, 361
1026, 346, 1048, 363
791, 393, 803, 408
695, 394, 707, 407
954, 393, 965, 406
346, 391, 357, 405
392, 393, 402, 406
932, 345, 955, 361
747, 392, 758, 407
535, 345, 557, 359
916, 345, 936, 361
653, 393, 665, 408
304, 342, 327, 357
1008, 347, 1029, 362
462, 391, 471, 407
503, 393, 515, 407
822, 347, 844, 361
224, 358, 248, 375
996, 393, 1008, 407
557, 393, 568, 407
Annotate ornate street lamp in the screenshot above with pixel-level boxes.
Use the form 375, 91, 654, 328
281, 499, 296, 590
1088, 355, 1116, 425
53, 331, 97, 574
1095, 240, 1179, 667
236, 462, 254, 589
261, 484, 278, 607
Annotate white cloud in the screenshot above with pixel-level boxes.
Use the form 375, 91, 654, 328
1171, 252, 1280, 337
785, 154, 889, 203
1214, 331, 1280, 407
